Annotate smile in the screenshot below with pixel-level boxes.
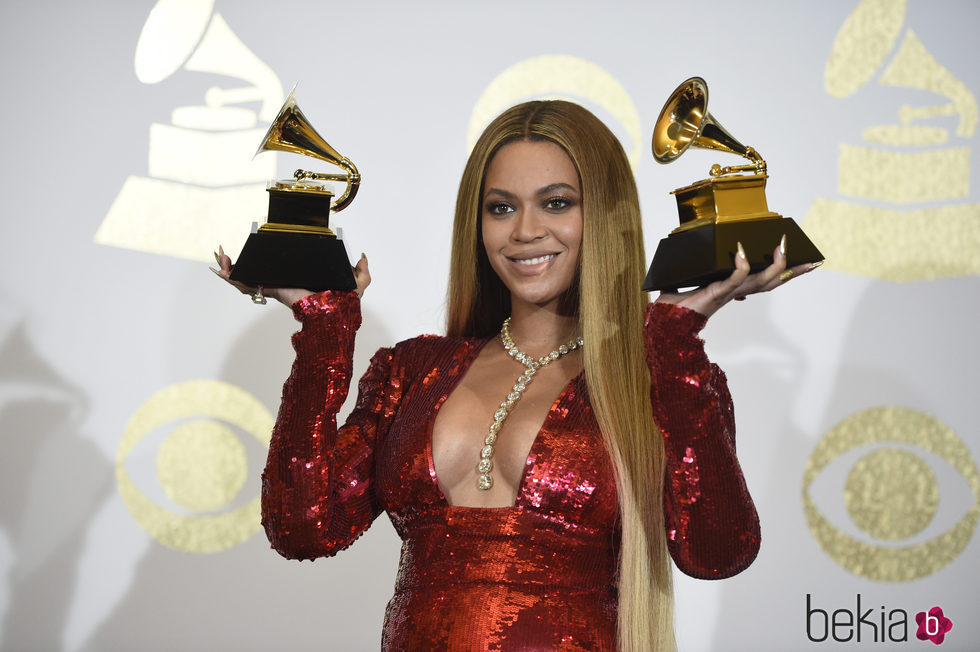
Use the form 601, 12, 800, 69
511, 254, 557, 266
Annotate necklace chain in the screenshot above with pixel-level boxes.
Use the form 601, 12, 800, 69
476, 318, 584, 491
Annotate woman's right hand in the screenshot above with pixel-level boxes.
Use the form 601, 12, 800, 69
210, 246, 371, 307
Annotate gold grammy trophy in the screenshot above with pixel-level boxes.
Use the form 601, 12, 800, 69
230, 89, 360, 293
642, 77, 823, 291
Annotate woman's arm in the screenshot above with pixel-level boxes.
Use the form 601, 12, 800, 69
646, 301, 761, 579
260, 290, 394, 560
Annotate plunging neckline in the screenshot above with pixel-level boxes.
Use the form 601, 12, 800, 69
426, 337, 583, 510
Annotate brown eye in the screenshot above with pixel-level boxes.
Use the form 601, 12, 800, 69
545, 197, 571, 210
486, 202, 514, 215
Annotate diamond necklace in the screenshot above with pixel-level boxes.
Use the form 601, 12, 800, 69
476, 317, 585, 491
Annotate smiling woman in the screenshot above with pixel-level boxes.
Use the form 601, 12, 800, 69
215, 99, 809, 651
480, 140, 584, 314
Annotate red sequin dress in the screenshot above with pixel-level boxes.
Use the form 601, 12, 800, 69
262, 291, 760, 651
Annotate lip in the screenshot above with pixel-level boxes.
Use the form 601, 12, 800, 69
506, 250, 560, 261
505, 252, 560, 275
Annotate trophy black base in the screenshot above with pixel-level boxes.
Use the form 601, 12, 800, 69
229, 230, 356, 292
642, 217, 823, 292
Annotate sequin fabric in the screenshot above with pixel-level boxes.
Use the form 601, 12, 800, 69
262, 291, 761, 650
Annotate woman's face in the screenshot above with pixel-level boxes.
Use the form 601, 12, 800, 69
481, 140, 583, 312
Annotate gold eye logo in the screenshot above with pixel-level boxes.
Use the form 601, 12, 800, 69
467, 54, 643, 170
803, 406, 980, 581
116, 380, 274, 553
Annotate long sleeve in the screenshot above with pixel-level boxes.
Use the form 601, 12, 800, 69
646, 301, 761, 579
261, 290, 394, 561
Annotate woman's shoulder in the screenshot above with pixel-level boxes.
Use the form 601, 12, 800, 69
357, 329, 489, 383
365, 331, 484, 374
388, 332, 486, 363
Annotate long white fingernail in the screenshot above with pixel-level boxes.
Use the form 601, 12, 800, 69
779, 234, 787, 257
737, 242, 747, 260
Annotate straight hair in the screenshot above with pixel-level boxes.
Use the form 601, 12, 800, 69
446, 100, 676, 652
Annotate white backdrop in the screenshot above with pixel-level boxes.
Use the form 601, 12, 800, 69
1, 0, 978, 650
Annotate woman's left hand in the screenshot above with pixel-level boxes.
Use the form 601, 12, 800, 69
654, 236, 821, 318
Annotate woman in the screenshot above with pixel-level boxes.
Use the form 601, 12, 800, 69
215, 100, 816, 650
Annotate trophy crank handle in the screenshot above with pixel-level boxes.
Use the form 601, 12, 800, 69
294, 158, 361, 212
710, 145, 767, 177
710, 162, 767, 176
294, 169, 348, 182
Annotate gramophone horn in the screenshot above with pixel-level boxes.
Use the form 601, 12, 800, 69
256, 88, 361, 211
652, 77, 764, 174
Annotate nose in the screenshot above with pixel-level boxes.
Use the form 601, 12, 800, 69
512, 208, 547, 242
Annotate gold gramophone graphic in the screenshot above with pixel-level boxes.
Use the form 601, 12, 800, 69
230, 89, 360, 293
96, 0, 284, 262
803, 0, 979, 282
643, 77, 824, 291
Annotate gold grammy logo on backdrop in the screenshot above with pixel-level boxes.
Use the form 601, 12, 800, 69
95, 0, 284, 262
802, 0, 980, 280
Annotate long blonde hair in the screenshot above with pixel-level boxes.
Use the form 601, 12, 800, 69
446, 101, 675, 651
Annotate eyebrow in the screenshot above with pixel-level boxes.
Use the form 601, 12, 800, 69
484, 183, 580, 199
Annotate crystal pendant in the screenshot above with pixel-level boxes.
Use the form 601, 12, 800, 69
476, 318, 584, 491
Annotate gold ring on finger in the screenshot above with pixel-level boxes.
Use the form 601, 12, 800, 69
251, 285, 267, 305
779, 269, 795, 283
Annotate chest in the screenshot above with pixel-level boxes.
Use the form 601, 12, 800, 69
374, 340, 619, 532
432, 354, 581, 506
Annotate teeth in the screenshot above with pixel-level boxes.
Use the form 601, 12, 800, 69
514, 254, 556, 265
